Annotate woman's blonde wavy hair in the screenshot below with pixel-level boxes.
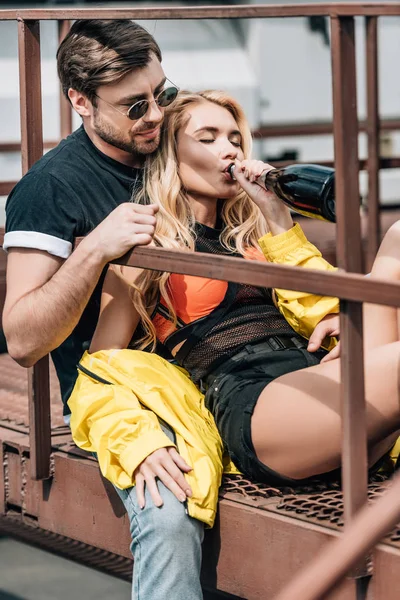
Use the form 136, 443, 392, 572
129, 90, 268, 351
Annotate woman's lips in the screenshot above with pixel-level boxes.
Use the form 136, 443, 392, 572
222, 170, 237, 182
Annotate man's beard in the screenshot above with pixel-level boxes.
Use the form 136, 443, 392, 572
93, 111, 161, 156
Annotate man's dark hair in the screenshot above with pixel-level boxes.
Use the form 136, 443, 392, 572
57, 20, 162, 104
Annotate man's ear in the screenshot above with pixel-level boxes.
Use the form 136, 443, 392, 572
68, 89, 91, 118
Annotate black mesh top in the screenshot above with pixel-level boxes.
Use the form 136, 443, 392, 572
160, 222, 298, 382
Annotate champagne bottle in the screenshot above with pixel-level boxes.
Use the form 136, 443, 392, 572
229, 163, 336, 223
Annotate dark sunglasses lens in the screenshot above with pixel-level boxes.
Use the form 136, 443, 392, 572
128, 100, 148, 120
157, 86, 179, 107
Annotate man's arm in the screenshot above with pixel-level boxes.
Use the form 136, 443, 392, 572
3, 203, 158, 367
4, 244, 103, 366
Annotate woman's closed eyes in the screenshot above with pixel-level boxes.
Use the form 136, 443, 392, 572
198, 137, 242, 148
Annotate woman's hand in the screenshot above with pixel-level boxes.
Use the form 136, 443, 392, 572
134, 447, 193, 509
233, 159, 293, 235
308, 313, 341, 363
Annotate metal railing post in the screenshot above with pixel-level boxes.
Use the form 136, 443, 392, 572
58, 20, 72, 140
365, 16, 381, 272
331, 15, 370, 588
18, 18, 51, 481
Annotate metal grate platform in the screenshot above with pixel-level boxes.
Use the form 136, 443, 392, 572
2, 351, 400, 554
219, 470, 400, 549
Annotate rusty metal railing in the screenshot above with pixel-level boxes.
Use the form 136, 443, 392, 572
2, 3, 400, 598
0, 9, 391, 268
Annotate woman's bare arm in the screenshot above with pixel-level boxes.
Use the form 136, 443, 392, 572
89, 265, 142, 353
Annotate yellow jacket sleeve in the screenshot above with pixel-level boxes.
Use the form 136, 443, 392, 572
68, 370, 174, 489
258, 223, 339, 349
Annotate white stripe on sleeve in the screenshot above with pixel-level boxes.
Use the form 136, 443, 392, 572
3, 231, 72, 259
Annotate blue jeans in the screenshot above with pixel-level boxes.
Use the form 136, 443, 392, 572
114, 424, 205, 600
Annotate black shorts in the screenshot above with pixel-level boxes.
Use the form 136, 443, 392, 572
204, 339, 331, 487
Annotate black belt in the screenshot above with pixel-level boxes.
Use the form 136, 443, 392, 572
203, 334, 309, 386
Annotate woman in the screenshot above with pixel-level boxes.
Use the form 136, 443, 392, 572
70, 90, 400, 517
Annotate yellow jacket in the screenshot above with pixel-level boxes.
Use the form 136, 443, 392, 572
70, 349, 227, 527
259, 222, 339, 350
68, 223, 339, 527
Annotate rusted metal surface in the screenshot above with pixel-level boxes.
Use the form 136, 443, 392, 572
0, 430, 131, 553
17, 19, 51, 481
0, 347, 392, 527
0, 438, 397, 600
222, 473, 400, 549
331, 15, 369, 582
365, 16, 381, 271
331, 16, 363, 274
28, 356, 51, 481
2, 335, 400, 592
0, 354, 63, 431
6, 451, 22, 508
253, 116, 400, 139
338, 300, 368, 512
371, 550, 400, 600
0, 443, 4, 514
274, 474, 388, 529
220, 474, 343, 508
274, 472, 400, 600
58, 20, 72, 140
0, 140, 56, 153
2, 429, 400, 599
2, 4, 400, 21
34, 453, 132, 555
204, 498, 357, 600
17, 20, 43, 174
0, 181, 16, 196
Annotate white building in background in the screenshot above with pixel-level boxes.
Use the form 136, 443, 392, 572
1, 0, 400, 225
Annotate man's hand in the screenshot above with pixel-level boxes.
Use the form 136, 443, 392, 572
134, 447, 193, 509
83, 202, 159, 265
307, 313, 340, 363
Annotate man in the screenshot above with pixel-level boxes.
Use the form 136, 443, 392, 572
3, 20, 203, 600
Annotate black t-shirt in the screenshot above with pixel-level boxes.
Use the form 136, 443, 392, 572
4, 126, 142, 414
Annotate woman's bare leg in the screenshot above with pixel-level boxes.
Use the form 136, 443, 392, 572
251, 342, 400, 479
364, 221, 400, 350
251, 221, 400, 480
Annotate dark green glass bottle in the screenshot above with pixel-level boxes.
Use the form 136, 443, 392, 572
260, 164, 335, 223
230, 163, 336, 222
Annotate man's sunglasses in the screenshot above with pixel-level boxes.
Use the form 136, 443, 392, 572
95, 80, 179, 121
